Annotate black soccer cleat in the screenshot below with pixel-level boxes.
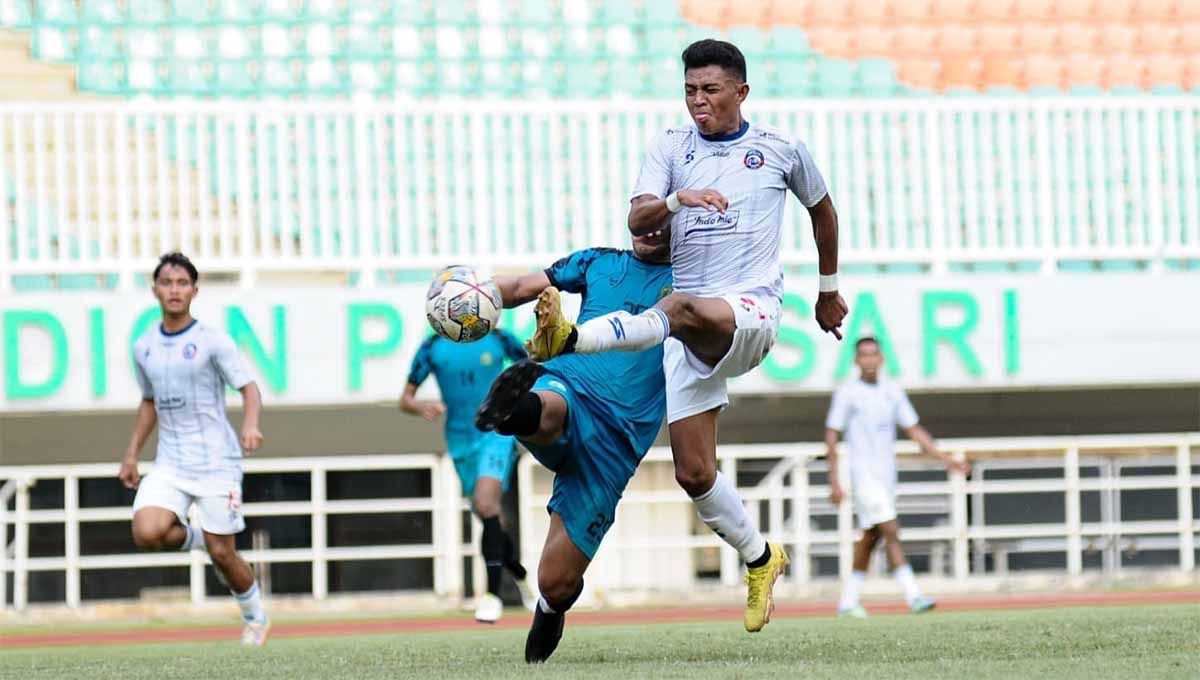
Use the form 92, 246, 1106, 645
524, 606, 565, 664
475, 359, 544, 432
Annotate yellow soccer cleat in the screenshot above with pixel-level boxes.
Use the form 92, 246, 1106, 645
744, 542, 789, 632
525, 287, 576, 361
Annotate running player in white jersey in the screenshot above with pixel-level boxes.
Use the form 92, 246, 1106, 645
118, 252, 270, 646
825, 337, 970, 617
525, 39, 848, 632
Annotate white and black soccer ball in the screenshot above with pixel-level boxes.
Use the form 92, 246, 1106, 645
425, 265, 502, 343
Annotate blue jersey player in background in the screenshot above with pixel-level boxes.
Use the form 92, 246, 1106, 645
401, 325, 534, 623
476, 231, 672, 663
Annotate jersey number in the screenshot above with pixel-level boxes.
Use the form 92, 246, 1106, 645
585, 512, 613, 541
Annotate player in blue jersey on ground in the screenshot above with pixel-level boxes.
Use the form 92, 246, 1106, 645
401, 322, 535, 622
474, 231, 672, 663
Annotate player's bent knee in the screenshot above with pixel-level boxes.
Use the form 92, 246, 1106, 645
674, 463, 716, 497
537, 570, 580, 607
206, 538, 236, 563
131, 526, 167, 551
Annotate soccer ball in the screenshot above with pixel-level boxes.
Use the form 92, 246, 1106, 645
425, 265, 502, 343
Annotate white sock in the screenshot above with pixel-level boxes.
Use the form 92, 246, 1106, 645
234, 581, 267, 624
180, 524, 207, 553
893, 564, 921, 605
692, 471, 768, 563
573, 308, 669, 354
839, 570, 866, 611
537, 596, 557, 615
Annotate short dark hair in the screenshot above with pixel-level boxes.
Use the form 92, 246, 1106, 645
681, 39, 747, 83
153, 252, 198, 284
856, 336, 879, 350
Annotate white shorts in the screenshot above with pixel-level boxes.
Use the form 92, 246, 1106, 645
852, 479, 898, 530
664, 291, 781, 424
132, 469, 245, 535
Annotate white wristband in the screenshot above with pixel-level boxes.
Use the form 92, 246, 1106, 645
819, 273, 839, 293
665, 192, 682, 213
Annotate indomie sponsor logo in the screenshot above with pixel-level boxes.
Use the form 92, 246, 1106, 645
687, 209, 740, 236
157, 395, 186, 410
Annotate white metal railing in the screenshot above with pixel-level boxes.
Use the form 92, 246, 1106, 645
518, 433, 1199, 590
1, 98, 1198, 290
0, 454, 488, 611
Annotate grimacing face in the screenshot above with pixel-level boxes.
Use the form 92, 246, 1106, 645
152, 264, 197, 316
632, 229, 670, 263
684, 64, 749, 137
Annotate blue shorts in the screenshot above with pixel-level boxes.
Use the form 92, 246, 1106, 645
445, 429, 516, 498
521, 374, 643, 560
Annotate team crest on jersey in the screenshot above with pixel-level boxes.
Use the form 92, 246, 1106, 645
743, 148, 765, 170
480, 352, 494, 366
657, 285, 673, 301
182, 343, 198, 359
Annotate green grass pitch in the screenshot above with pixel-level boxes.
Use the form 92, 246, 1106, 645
3, 604, 1197, 679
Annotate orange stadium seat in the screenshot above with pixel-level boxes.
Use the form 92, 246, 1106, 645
977, 23, 1020, 54
1022, 54, 1065, 89
897, 56, 941, 90
941, 56, 983, 90
724, 0, 770, 27
1176, 23, 1200, 52
1093, 0, 1134, 21
763, 0, 811, 24
1176, 1, 1200, 20
682, 0, 731, 28
849, 0, 893, 24
893, 24, 938, 56
1104, 53, 1147, 89
1064, 53, 1104, 90
930, 0, 976, 22
1058, 23, 1098, 53
1129, 0, 1174, 21
976, 0, 1017, 22
1052, 0, 1094, 21
935, 24, 978, 54
1015, 23, 1058, 52
1013, 0, 1055, 22
891, 0, 933, 23
1098, 24, 1138, 53
805, 26, 853, 58
981, 54, 1022, 89
805, 0, 850, 26
1139, 23, 1181, 53
1185, 55, 1200, 89
853, 26, 894, 55
1145, 52, 1185, 89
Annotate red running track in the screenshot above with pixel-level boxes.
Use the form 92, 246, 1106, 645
3, 590, 1197, 650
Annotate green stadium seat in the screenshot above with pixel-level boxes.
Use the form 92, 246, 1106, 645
216, 0, 260, 24
769, 56, 817, 98
858, 58, 900, 96
32, 26, 75, 61
35, 0, 77, 25
436, 0, 474, 26
644, 1, 682, 27
79, 25, 120, 58
0, 0, 33, 28
82, 0, 123, 26
814, 58, 857, 96
728, 28, 768, 61
129, 0, 168, 25
216, 60, 255, 95
598, 0, 638, 25
171, 0, 211, 24
517, 0, 557, 27
77, 60, 126, 94
768, 27, 811, 57
169, 60, 213, 95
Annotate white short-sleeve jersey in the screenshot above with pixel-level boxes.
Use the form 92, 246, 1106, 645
825, 377, 919, 492
133, 320, 254, 481
631, 121, 828, 299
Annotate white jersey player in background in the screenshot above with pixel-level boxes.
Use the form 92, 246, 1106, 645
825, 337, 971, 617
118, 252, 270, 646
525, 39, 849, 632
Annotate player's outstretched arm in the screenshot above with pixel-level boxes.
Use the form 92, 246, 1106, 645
239, 382, 264, 452
119, 399, 157, 489
809, 195, 849, 340
494, 271, 552, 309
904, 425, 970, 475
824, 427, 845, 505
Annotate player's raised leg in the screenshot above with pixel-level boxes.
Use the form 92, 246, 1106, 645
838, 527, 880, 618
878, 519, 934, 613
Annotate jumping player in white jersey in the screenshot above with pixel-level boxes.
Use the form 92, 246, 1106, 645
525, 39, 849, 632
118, 252, 270, 646
825, 337, 970, 617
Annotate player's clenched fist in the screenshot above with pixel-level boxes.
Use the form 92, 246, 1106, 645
676, 188, 729, 213
118, 456, 140, 489
816, 291, 849, 340
241, 426, 264, 452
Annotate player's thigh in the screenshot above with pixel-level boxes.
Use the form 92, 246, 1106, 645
657, 293, 735, 366
132, 472, 192, 537
538, 512, 591, 597
192, 480, 246, 536
531, 389, 569, 445
876, 518, 902, 542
